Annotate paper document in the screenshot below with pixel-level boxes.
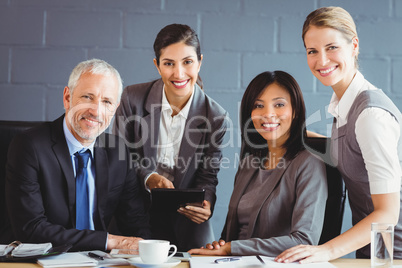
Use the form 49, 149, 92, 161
260, 256, 336, 267
190, 256, 337, 267
82, 250, 130, 266
37, 252, 98, 268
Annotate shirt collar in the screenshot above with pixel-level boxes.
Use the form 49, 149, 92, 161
63, 118, 95, 157
161, 84, 194, 119
328, 71, 365, 120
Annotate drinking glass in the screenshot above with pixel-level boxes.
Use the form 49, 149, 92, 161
371, 223, 394, 267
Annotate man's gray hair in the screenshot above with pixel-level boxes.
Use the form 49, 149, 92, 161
67, 58, 123, 100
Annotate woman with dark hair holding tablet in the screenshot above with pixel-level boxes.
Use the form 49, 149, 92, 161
113, 24, 227, 251
189, 70, 327, 256
276, 6, 402, 263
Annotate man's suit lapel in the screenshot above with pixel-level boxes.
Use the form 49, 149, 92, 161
174, 86, 205, 188
50, 116, 76, 225
94, 134, 109, 230
142, 80, 163, 162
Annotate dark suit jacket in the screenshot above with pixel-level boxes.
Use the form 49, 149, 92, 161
5, 116, 151, 251
223, 150, 328, 256
113, 79, 228, 250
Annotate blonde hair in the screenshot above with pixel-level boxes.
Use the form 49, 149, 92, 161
302, 6, 359, 67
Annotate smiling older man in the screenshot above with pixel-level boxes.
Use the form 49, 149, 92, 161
5, 59, 151, 251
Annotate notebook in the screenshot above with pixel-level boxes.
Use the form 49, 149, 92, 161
0, 241, 73, 263
11, 243, 52, 257
0, 241, 52, 257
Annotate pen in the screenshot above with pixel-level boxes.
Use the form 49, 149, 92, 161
88, 252, 104, 260
214, 257, 241, 263
257, 255, 265, 264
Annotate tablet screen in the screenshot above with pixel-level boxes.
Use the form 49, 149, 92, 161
151, 188, 205, 212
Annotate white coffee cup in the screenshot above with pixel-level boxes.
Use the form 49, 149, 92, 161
139, 240, 177, 264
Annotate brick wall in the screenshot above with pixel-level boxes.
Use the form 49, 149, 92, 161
1, 0, 401, 258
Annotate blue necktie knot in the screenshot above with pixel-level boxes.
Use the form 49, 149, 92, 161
75, 150, 91, 169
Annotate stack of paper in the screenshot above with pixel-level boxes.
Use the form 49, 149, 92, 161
37, 252, 98, 268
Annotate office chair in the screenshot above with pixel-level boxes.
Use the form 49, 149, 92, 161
304, 137, 346, 245
0, 120, 44, 243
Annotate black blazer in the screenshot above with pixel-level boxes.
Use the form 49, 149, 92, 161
5, 116, 151, 251
113, 79, 228, 250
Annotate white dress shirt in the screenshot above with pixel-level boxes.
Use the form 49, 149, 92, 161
328, 71, 401, 194
145, 86, 194, 186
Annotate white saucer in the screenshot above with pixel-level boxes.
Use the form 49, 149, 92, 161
128, 257, 181, 268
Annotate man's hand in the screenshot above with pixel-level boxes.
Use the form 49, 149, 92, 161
106, 234, 143, 250
146, 173, 174, 190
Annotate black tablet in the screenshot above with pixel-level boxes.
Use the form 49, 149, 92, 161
151, 188, 205, 212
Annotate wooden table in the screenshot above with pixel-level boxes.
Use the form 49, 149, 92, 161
1, 258, 402, 267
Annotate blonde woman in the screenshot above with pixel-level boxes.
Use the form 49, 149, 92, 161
276, 6, 402, 263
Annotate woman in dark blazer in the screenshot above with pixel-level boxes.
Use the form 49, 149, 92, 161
189, 71, 328, 256
113, 24, 228, 251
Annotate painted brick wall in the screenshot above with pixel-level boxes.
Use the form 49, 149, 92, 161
1, 0, 401, 258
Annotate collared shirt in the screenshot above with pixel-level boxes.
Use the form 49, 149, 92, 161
328, 71, 401, 194
63, 118, 96, 230
155, 85, 194, 182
